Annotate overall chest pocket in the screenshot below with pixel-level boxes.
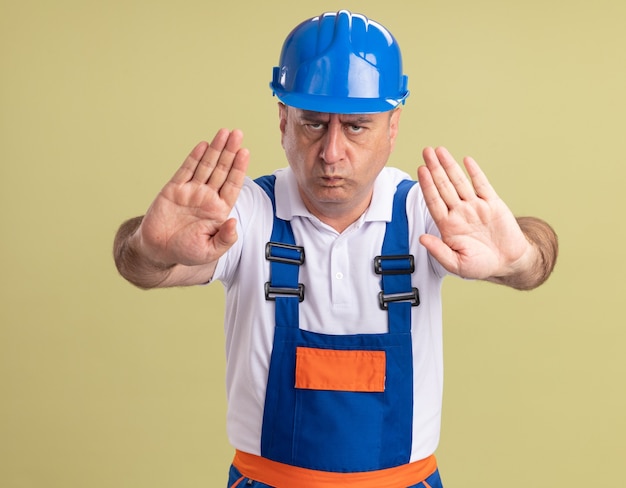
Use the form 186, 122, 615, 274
261, 329, 414, 473
295, 347, 386, 392
292, 346, 395, 472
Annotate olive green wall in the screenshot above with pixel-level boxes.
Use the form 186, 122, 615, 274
2, 0, 624, 486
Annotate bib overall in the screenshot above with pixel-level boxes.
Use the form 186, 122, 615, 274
227, 176, 440, 486
228, 176, 442, 487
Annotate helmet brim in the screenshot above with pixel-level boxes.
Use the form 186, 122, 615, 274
272, 85, 409, 114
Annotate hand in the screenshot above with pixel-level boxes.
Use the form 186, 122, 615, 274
138, 129, 250, 268
417, 147, 532, 281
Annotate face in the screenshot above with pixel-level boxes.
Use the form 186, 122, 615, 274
279, 104, 401, 231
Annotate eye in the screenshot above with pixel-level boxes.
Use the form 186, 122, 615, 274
347, 124, 364, 134
304, 122, 326, 131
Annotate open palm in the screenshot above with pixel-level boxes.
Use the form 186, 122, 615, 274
139, 129, 249, 267
418, 147, 530, 280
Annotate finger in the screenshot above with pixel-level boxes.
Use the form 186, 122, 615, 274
417, 164, 449, 222
207, 129, 245, 190
419, 234, 459, 275
423, 147, 476, 205
208, 218, 239, 258
434, 146, 479, 202
191, 128, 232, 183
218, 146, 250, 207
463, 156, 498, 201
421, 147, 460, 208
170, 141, 210, 185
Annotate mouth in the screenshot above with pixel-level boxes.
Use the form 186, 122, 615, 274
320, 175, 345, 186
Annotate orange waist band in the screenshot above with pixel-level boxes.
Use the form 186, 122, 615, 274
233, 450, 437, 488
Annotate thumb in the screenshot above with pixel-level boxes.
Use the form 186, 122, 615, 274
210, 218, 239, 257
419, 234, 458, 274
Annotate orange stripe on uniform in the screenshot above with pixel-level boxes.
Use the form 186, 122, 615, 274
233, 450, 438, 488
229, 475, 245, 488
295, 347, 386, 392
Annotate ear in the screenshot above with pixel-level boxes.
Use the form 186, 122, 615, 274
278, 103, 288, 138
389, 108, 402, 152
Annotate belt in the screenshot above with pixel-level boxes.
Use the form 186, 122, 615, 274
233, 450, 437, 488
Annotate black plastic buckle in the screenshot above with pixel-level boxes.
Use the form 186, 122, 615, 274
264, 282, 305, 302
374, 255, 415, 275
265, 242, 305, 265
378, 288, 420, 310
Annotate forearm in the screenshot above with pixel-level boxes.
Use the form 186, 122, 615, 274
113, 216, 174, 289
113, 216, 218, 289
488, 217, 558, 290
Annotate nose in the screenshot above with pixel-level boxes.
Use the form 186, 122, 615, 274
319, 119, 346, 164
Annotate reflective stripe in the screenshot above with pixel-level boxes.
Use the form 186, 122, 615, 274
233, 450, 437, 488
295, 347, 386, 392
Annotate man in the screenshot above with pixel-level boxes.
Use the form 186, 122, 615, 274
114, 10, 557, 488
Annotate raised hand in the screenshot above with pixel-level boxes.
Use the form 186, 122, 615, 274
139, 129, 250, 268
417, 146, 534, 283
113, 129, 250, 288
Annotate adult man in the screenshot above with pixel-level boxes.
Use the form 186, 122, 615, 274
114, 10, 557, 488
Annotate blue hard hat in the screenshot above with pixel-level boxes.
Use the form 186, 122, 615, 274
270, 10, 409, 114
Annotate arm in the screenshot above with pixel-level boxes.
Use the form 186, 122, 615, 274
417, 146, 558, 290
113, 129, 250, 289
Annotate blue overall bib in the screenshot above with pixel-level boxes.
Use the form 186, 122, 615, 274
254, 175, 420, 474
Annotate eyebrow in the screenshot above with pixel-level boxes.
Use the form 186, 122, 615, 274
299, 111, 374, 125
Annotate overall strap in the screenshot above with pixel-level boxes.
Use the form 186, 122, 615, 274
255, 175, 304, 330
375, 179, 419, 334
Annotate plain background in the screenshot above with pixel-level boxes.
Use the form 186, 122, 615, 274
2, 0, 625, 486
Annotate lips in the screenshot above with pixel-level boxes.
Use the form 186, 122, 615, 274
319, 174, 346, 185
